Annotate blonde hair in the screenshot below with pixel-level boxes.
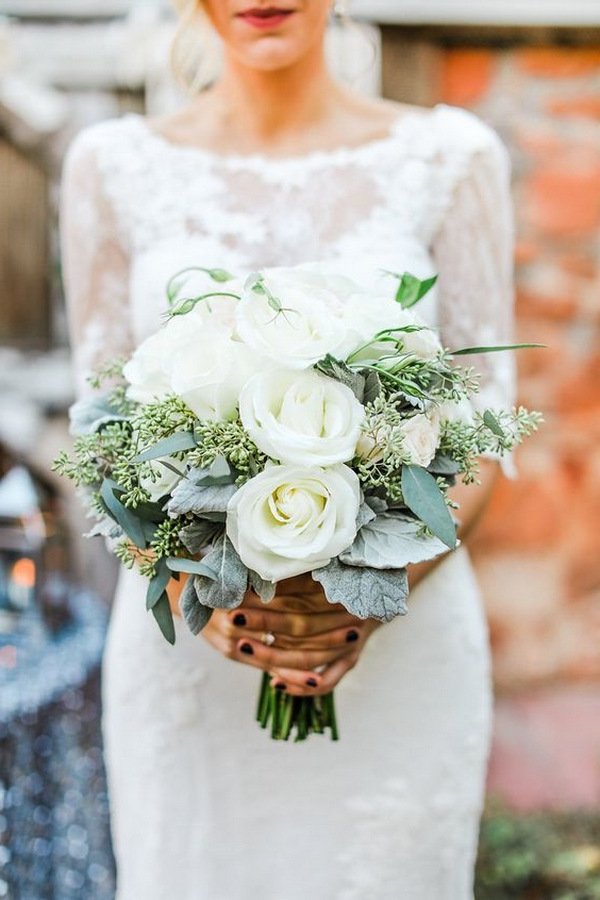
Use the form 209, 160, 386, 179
169, 1, 378, 96
170, 0, 221, 96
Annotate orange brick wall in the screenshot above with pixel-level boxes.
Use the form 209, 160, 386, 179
439, 47, 600, 690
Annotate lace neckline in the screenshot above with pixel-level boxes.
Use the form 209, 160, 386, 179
124, 104, 445, 171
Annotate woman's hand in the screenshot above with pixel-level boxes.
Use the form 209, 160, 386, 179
201, 573, 381, 697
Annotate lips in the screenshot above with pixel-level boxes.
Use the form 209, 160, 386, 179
236, 7, 295, 29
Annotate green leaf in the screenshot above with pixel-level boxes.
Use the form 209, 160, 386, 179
449, 343, 545, 356
483, 410, 505, 438
400, 465, 457, 549
315, 355, 366, 401
69, 394, 128, 435
205, 268, 235, 283
312, 559, 408, 621
339, 512, 450, 569
395, 272, 438, 309
146, 557, 172, 610
100, 478, 147, 548
179, 576, 214, 634
165, 557, 219, 578
133, 431, 197, 463
151, 592, 176, 644
362, 370, 383, 404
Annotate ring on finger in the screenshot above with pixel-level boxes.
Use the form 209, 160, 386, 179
260, 631, 276, 647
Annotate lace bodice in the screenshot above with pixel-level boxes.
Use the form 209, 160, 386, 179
60, 102, 515, 412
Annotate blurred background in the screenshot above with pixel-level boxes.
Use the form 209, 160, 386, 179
0, 1, 599, 897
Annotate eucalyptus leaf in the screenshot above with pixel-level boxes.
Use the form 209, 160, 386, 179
394, 272, 438, 309
179, 520, 223, 555
166, 557, 219, 577
312, 559, 408, 621
400, 466, 457, 550
193, 535, 248, 609
483, 410, 505, 437
179, 576, 214, 635
146, 558, 171, 610
133, 431, 197, 463
339, 512, 450, 569
249, 570, 276, 603
151, 592, 176, 644
100, 479, 147, 548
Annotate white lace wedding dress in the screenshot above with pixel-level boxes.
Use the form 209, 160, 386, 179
60, 102, 515, 900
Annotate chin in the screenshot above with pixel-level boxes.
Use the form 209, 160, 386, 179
237, 39, 306, 71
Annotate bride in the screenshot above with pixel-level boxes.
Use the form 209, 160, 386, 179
60, 1, 515, 897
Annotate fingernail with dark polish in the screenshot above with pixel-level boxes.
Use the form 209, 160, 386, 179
233, 613, 246, 626
240, 642, 253, 655
306, 677, 318, 687
346, 630, 359, 643
273, 682, 286, 691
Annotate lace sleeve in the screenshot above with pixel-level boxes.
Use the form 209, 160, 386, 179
431, 130, 517, 414
60, 128, 134, 399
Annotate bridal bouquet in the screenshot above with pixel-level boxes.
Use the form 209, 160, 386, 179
55, 263, 541, 741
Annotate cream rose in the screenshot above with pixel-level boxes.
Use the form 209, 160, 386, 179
235, 269, 360, 369
400, 412, 441, 467
346, 293, 442, 362
226, 463, 361, 581
239, 369, 365, 466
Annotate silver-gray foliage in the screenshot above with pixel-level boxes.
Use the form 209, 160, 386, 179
249, 570, 276, 602
179, 520, 223, 555
340, 512, 450, 569
194, 534, 248, 609
167, 472, 237, 517
313, 558, 408, 621
179, 576, 213, 635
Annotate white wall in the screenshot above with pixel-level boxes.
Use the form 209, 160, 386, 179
351, 0, 600, 26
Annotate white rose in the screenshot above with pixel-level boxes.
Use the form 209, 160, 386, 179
226, 463, 361, 581
239, 369, 365, 466
139, 457, 184, 501
400, 412, 440, 467
123, 330, 174, 404
170, 328, 258, 421
236, 269, 360, 369
123, 310, 227, 404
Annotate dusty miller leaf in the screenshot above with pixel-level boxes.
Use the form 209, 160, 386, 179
312, 559, 408, 622
339, 512, 450, 569
69, 395, 127, 435
248, 570, 276, 602
193, 534, 248, 609
179, 520, 223, 555
179, 576, 214, 635
167, 473, 237, 517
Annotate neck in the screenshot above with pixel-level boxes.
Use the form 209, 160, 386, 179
206, 43, 345, 142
